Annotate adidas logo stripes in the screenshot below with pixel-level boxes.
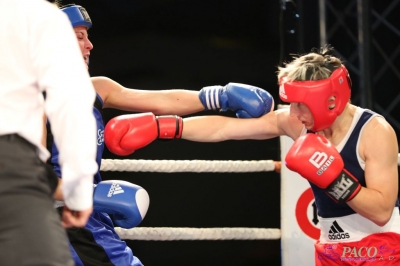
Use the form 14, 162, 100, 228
107, 182, 125, 197
328, 220, 344, 234
328, 220, 350, 240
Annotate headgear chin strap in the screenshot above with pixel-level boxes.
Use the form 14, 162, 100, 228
61, 4, 92, 29
279, 65, 351, 131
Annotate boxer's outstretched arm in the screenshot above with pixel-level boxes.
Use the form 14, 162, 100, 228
92, 77, 274, 118
92, 77, 204, 116
181, 109, 298, 142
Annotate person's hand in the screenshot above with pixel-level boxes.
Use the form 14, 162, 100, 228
61, 205, 93, 228
104, 112, 182, 156
199, 83, 274, 118
285, 134, 361, 203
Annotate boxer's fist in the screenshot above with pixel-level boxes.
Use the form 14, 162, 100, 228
104, 112, 182, 156
93, 180, 150, 228
199, 83, 274, 118
285, 134, 361, 203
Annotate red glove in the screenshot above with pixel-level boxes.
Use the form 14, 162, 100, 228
104, 112, 182, 156
285, 134, 361, 203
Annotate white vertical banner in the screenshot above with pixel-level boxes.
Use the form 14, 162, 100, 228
279, 105, 320, 266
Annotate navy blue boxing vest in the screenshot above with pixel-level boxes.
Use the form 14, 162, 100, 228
47, 93, 104, 184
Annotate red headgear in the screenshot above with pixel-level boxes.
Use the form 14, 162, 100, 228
279, 65, 351, 131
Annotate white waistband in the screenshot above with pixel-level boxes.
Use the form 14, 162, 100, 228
319, 207, 400, 243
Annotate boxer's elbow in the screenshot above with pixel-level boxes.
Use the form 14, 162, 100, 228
370, 209, 394, 227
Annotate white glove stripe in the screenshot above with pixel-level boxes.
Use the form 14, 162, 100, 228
210, 88, 216, 109
214, 87, 220, 109
205, 88, 212, 109
202, 86, 221, 110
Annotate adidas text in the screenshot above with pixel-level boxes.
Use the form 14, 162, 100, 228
328, 232, 350, 240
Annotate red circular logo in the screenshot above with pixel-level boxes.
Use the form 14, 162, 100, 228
295, 188, 320, 240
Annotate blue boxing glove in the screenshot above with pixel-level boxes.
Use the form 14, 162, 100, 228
199, 83, 274, 118
93, 180, 150, 228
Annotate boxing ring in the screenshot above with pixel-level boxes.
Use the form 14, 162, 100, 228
100, 151, 400, 265
100, 159, 282, 241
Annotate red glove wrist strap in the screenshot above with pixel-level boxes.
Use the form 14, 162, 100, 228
156, 115, 183, 139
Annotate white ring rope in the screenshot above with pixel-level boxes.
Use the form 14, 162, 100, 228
102, 159, 281, 240
116, 227, 281, 241
100, 159, 280, 173
102, 153, 400, 172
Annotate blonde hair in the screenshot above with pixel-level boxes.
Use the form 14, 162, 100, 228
277, 45, 343, 83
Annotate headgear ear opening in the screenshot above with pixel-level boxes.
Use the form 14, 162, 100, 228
279, 65, 351, 131
61, 4, 92, 29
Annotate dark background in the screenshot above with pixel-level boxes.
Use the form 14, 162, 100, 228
60, 1, 397, 265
